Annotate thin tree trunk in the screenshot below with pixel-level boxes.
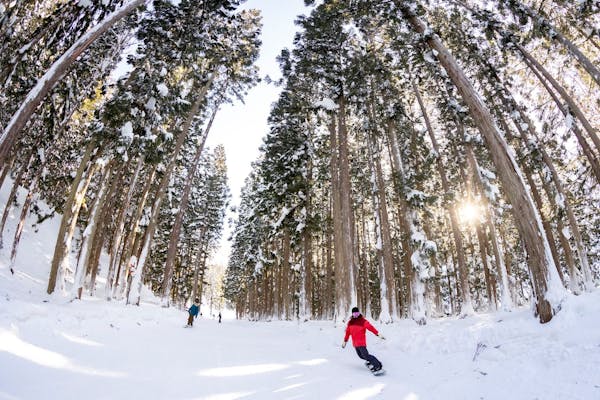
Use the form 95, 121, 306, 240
302, 155, 313, 320
509, 111, 595, 292
88, 161, 125, 296
114, 164, 157, 299
464, 142, 513, 310
386, 122, 414, 318
367, 112, 398, 321
335, 96, 357, 318
0, 155, 16, 193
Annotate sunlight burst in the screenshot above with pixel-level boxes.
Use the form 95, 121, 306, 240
457, 200, 483, 224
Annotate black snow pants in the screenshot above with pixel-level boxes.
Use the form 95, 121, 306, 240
355, 346, 382, 370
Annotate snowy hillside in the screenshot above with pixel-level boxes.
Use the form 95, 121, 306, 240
1, 183, 599, 400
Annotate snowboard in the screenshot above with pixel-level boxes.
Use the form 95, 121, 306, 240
365, 362, 385, 376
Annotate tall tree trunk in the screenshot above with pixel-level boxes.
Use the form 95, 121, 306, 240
72, 160, 112, 299
47, 141, 96, 294
0, 0, 145, 166
88, 161, 125, 296
522, 162, 565, 286
464, 142, 513, 310
509, 110, 595, 292
386, 122, 414, 318
114, 163, 157, 299
411, 80, 474, 315
105, 157, 143, 299
161, 105, 217, 298
302, 156, 313, 320
367, 115, 398, 321
399, 5, 565, 322
336, 96, 357, 318
282, 230, 291, 320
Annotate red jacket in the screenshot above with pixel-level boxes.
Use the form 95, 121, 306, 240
344, 316, 378, 347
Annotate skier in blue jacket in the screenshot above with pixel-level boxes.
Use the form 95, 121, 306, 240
186, 298, 200, 327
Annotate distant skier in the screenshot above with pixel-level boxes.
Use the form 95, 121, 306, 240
186, 298, 200, 327
341, 307, 385, 374
218, 312, 222, 323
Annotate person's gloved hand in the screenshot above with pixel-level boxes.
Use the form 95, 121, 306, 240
378, 334, 386, 340
341, 341, 347, 348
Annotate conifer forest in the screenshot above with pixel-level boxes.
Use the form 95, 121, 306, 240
1, 0, 599, 326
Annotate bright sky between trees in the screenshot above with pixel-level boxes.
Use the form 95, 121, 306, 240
206, 0, 309, 265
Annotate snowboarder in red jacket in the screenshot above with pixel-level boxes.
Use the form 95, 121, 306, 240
342, 307, 385, 372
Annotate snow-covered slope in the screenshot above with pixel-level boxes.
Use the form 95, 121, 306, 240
0, 182, 599, 400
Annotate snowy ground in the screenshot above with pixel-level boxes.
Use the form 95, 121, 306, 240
1, 185, 600, 400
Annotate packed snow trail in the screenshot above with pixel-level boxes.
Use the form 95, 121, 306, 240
1, 288, 600, 399
0, 179, 599, 399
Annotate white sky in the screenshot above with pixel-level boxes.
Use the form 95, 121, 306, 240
206, 0, 309, 265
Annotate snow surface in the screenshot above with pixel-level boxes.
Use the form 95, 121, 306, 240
1, 182, 600, 400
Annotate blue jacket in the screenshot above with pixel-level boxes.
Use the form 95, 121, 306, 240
189, 304, 199, 317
